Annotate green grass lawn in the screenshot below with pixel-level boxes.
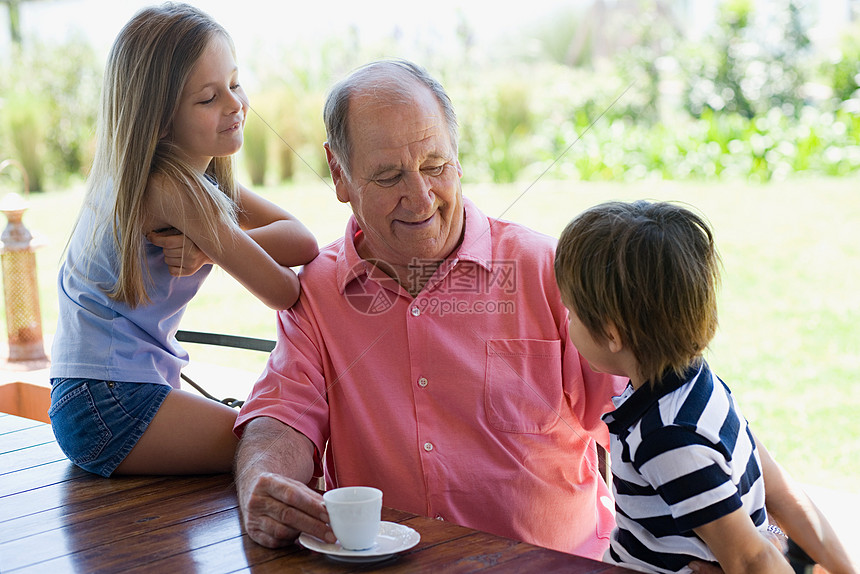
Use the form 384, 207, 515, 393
10, 175, 860, 493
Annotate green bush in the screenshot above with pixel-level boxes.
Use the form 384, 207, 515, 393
0, 36, 100, 190
679, 0, 812, 120
241, 110, 268, 186
237, 86, 329, 186
826, 21, 860, 102
2, 93, 49, 192
4, 1, 860, 188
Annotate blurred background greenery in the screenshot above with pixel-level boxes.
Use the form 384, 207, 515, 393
0, 0, 858, 494
1, 0, 859, 190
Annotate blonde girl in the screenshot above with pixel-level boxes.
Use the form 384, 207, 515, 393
48, 2, 318, 476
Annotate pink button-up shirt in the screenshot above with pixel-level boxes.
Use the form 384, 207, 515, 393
235, 198, 626, 559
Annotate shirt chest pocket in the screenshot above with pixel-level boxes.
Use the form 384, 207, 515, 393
484, 338, 563, 433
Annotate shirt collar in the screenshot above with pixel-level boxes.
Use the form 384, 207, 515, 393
335, 197, 494, 294
602, 361, 709, 433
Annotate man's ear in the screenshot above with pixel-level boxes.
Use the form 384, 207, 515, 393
324, 143, 350, 204
605, 323, 624, 353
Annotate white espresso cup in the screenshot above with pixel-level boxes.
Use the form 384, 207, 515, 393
323, 486, 383, 551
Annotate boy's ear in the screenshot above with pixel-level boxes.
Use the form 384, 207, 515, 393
605, 323, 623, 353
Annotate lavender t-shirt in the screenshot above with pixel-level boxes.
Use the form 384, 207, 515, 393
51, 192, 210, 387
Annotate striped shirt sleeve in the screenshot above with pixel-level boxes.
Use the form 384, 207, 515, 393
635, 425, 742, 534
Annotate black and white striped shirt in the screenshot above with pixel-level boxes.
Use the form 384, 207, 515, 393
601, 361, 768, 573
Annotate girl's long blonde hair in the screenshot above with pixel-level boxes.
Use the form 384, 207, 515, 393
84, 2, 239, 307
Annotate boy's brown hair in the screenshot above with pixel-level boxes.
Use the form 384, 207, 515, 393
554, 200, 721, 387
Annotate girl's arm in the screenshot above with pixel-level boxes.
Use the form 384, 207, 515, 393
694, 509, 793, 574
147, 227, 213, 277
234, 184, 319, 268
145, 177, 318, 310
755, 436, 857, 574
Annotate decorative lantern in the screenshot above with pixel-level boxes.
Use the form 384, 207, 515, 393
0, 159, 47, 364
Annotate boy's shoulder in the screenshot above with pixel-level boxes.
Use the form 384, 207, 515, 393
637, 363, 728, 435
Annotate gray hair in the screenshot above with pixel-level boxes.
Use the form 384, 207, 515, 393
323, 59, 459, 179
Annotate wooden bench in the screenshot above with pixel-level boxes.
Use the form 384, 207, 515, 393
0, 380, 50, 423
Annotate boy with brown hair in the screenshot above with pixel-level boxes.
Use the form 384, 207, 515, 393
554, 200, 854, 573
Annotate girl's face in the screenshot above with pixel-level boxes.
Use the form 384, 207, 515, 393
170, 34, 248, 171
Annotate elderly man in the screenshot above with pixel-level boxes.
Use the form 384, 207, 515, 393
233, 59, 624, 559
233, 60, 860, 573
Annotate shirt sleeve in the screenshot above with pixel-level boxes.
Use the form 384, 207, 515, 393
559, 304, 628, 448
635, 425, 743, 533
234, 298, 330, 474
538, 240, 625, 446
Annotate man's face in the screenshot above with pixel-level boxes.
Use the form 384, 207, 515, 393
330, 82, 464, 271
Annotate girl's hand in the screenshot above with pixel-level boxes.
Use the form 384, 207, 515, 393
147, 227, 213, 276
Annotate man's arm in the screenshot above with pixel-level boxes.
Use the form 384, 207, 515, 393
234, 417, 335, 548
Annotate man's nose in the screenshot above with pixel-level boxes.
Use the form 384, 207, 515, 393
401, 171, 434, 211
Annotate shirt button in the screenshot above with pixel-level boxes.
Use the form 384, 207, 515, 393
418, 377, 428, 387
411, 307, 420, 317
423, 442, 434, 452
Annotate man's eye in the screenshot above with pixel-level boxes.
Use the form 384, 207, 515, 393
374, 174, 401, 187
423, 165, 445, 176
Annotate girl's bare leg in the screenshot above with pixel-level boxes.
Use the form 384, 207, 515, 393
114, 389, 238, 475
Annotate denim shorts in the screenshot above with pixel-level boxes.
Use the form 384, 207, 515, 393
48, 378, 171, 477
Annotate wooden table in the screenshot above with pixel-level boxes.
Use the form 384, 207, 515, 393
0, 413, 634, 573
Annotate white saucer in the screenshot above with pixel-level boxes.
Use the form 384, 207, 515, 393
298, 521, 420, 563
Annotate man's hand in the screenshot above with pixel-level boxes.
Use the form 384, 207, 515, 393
234, 418, 326, 548
147, 228, 212, 276
239, 471, 333, 548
